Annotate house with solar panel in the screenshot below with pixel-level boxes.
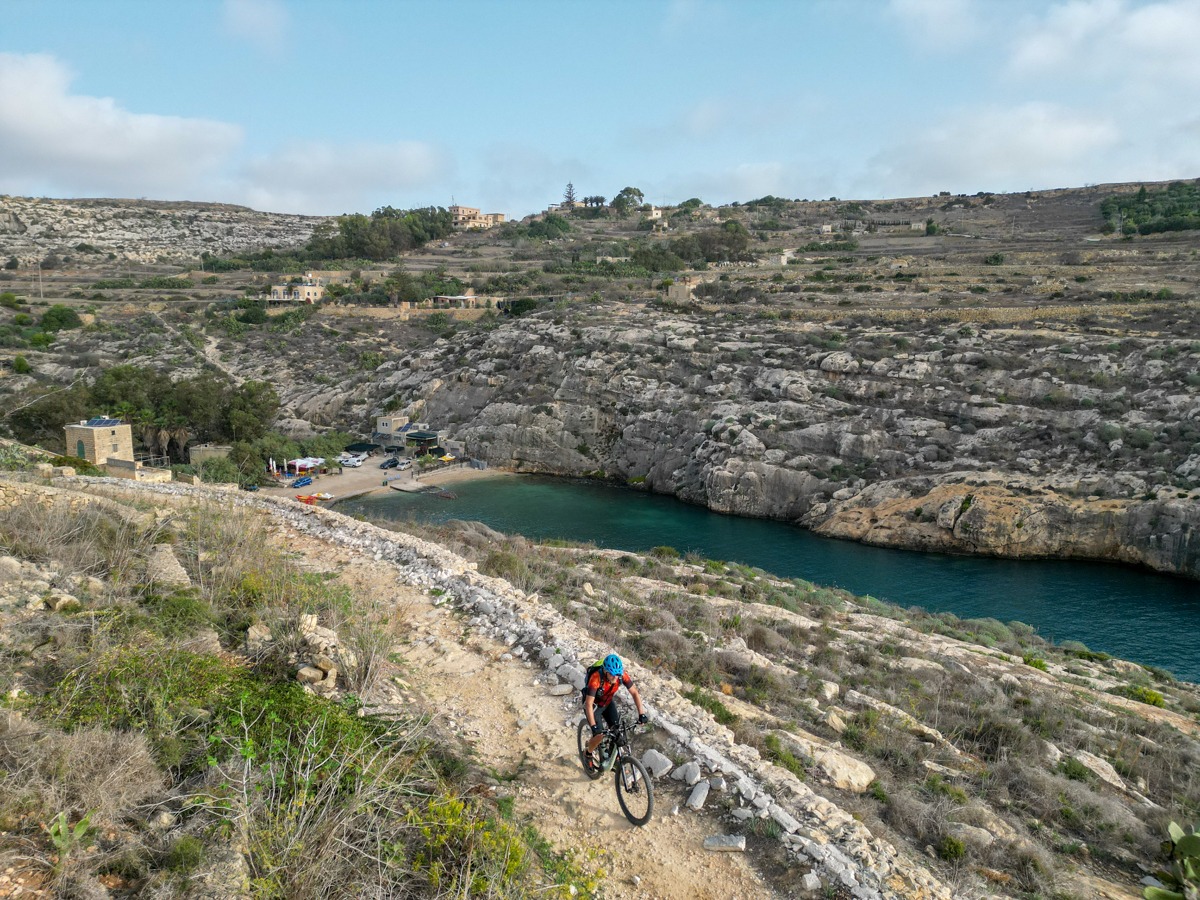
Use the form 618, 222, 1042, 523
64, 417, 133, 466
63, 417, 173, 482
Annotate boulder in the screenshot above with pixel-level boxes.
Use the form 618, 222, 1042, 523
642, 748, 673, 778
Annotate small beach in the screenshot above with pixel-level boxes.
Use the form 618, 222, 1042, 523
259, 459, 511, 505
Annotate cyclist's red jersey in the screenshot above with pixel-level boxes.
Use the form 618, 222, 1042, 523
584, 669, 632, 708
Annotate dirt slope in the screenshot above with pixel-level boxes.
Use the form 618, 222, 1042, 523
306, 531, 783, 900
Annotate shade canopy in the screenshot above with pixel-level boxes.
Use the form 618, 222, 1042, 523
344, 442, 380, 452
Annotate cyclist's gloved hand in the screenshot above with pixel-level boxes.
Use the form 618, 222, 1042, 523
636, 713, 649, 725
590, 723, 606, 736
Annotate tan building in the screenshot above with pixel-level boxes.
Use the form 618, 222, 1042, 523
105, 457, 173, 483
269, 280, 325, 303
450, 205, 506, 230
666, 274, 710, 303
64, 417, 134, 466
374, 415, 410, 441
188, 443, 232, 465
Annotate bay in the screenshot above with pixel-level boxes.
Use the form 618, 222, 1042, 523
338, 474, 1200, 682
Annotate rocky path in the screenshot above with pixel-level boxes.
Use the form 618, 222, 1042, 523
67, 478, 956, 899
302, 532, 783, 900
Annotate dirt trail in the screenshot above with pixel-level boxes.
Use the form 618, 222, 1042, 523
311, 535, 783, 900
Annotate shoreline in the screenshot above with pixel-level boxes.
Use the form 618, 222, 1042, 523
259, 460, 513, 505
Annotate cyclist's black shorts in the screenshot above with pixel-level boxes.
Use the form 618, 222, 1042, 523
596, 701, 620, 732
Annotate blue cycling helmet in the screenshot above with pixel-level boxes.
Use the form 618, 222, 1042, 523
602, 653, 623, 677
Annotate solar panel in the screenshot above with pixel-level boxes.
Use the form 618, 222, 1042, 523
85, 417, 123, 427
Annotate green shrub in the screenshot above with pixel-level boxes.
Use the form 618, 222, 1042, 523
682, 688, 738, 726
139, 588, 214, 637
1059, 757, 1093, 782
39, 304, 83, 331
1023, 654, 1049, 671
762, 733, 807, 779
480, 550, 533, 590
1111, 684, 1165, 707
12, 355, 31, 374
936, 835, 967, 863
166, 834, 205, 872
923, 774, 968, 804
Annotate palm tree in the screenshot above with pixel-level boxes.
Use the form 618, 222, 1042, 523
166, 415, 191, 463
133, 408, 157, 455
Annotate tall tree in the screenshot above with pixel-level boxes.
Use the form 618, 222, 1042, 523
611, 187, 644, 216
563, 182, 577, 207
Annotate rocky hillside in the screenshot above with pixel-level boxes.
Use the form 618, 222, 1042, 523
0, 183, 1197, 581
0, 195, 322, 267
370, 294, 1200, 578
1, 468, 1196, 899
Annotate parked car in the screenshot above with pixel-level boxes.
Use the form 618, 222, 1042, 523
240, 483, 260, 492
343, 457, 362, 468
290, 476, 313, 488
379, 457, 399, 469
396, 460, 412, 470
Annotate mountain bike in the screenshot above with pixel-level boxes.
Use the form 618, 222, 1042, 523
576, 713, 654, 826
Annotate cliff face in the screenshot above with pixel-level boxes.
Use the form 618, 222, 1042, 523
367, 308, 1200, 577
807, 475, 1199, 576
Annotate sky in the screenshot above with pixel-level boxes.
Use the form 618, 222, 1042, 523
2, 0, 1198, 219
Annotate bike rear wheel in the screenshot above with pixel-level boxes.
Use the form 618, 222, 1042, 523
576, 719, 604, 780
615, 756, 654, 826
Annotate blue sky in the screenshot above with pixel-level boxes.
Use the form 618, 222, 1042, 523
2, 0, 1198, 217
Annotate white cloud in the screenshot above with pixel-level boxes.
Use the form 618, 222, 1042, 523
888, 0, 983, 47
237, 140, 452, 215
865, 103, 1120, 196
221, 0, 290, 56
1010, 0, 1200, 86
0, 53, 242, 198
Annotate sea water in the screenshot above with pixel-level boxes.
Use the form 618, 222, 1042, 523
339, 475, 1200, 682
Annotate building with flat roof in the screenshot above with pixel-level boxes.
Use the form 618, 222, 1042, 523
64, 417, 134, 466
450, 205, 506, 230
269, 280, 325, 303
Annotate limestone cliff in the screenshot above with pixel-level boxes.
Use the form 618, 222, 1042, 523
370, 307, 1200, 578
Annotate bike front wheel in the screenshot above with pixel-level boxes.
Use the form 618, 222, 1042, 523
576, 719, 604, 781
615, 756, 654, 826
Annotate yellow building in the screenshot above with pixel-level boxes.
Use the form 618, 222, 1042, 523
269, 281, 325, 303
64, 417, 134, 466
450, 205, 506, 230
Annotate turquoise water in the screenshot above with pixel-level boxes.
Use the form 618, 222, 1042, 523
339, 475, 1200, 682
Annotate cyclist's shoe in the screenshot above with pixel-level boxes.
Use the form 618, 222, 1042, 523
586, 750, 601, 773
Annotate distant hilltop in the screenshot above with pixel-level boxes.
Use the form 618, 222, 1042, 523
0, 195, 327, 268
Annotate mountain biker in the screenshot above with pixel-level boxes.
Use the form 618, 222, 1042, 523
583, 653, 648, 760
